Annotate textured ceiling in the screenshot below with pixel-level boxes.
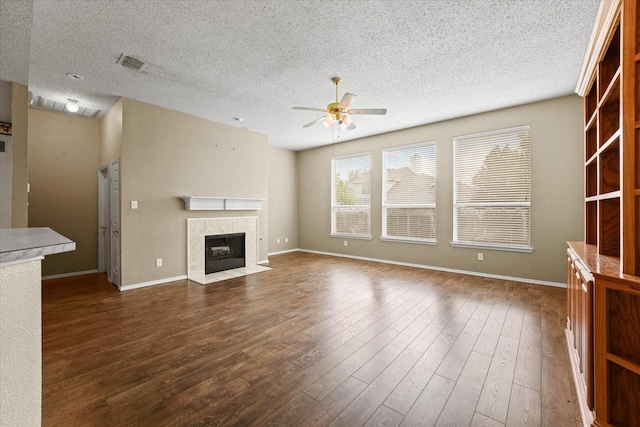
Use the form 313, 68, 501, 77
0, 0, 600, 151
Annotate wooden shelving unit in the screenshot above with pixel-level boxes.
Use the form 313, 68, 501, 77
568, 1, 640, 426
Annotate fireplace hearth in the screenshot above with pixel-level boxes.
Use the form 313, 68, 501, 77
188, 217, 269, 285
205, 233, 245, 274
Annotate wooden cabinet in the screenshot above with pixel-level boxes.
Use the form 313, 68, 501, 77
566, 248, 594, 423
568, 243, 640, 426
570, 0, 640, 426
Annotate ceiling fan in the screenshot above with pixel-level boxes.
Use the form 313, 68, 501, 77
292, 77, 387, 131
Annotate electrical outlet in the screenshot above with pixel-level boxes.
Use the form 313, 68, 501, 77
344, 240, 348, 247
156, 258, 162, 267
277, 238, 280, 244
477, 253, 483, 261
285, 237, 288, 243
131, 200, 138, 209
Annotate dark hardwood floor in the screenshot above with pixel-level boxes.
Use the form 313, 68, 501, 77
42, 252, 581, 426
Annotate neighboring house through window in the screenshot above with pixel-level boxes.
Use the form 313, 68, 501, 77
382, 142, 436, 243
331, 153, 371, 238
453, 125, 532, 252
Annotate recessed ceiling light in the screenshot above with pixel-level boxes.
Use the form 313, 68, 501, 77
65, 99, 80, 113
66, 73, 83, 80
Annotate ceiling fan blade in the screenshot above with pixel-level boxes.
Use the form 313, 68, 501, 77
338, 93, 356, 109
293, 106, 326, 112
303, 116, 326, 128
346, 122, 356, 131
347, 108, 387, 115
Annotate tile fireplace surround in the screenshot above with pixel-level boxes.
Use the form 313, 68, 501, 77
187, 217, 270, 285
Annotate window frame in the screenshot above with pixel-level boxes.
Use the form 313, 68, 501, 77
452, 125, 533, 253
330, 152, 372, 240
381, 141, 437, 245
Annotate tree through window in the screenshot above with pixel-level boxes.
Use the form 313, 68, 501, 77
331, 153, 371, 237
453, 125, 532, 251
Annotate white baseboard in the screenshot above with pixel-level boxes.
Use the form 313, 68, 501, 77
42, 269, 99, 280
119, 275, 188, 291
267, 248, 299, 257
258, 259, 270, 265
565, 326, 595, 426
298, 249, 567, 288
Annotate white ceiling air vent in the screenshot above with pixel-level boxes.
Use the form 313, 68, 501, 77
117, 54, 147, 72
36, 96, 100, 118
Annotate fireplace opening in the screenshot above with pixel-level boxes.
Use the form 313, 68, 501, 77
205, 233, 245, 274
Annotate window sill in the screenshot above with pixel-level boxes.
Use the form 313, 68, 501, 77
330, 233, 372, 240
450, 242, 533, 253
380, 237, 437, 245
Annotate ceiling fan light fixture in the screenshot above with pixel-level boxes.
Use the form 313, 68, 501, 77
292, 77, 386, 132
323, 114, 335, 128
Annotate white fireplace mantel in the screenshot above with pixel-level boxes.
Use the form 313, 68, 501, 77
180, 196, 263, 211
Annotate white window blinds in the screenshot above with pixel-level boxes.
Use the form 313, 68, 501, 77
382, 142, 436, 242
331, 153, 371, 237
453, 125, 531, 251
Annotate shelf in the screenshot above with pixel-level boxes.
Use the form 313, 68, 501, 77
598, 129, 620, 152
598, 25, 620, 100
586, 201, 597, 246
586, 124, 598, 160
607, 287, 640, 363
607, 353, 640, 376
586, 82, 597, 122
598, 68, 621, 108
180, 196, 264, 211
600, 138, 620, 193
598, 190, 621, 200
586, 162, 597, 197
598, 79, 620, 145
599, 197, 620, 257
607, 361, 640, 426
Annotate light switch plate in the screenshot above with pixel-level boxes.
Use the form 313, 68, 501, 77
131, 200, 138, 209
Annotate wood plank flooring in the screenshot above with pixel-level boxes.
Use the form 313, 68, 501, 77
42, 252, 582, 426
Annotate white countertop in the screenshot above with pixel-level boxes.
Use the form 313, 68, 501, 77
0, 228, 76, 264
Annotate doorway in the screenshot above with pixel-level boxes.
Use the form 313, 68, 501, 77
97, 159, 120, 287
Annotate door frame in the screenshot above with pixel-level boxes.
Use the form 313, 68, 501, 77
97, 165, 109, 274
98, 159, 120, 287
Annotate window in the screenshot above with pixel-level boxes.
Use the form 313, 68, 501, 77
331, 153, 371, 238
453, 125, 532, 252
382, 142, 436, 243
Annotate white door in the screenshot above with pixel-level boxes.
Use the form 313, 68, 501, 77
109, 159, 120, 287
97, 166, 110, 273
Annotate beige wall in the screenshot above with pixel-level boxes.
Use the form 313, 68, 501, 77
267, 146, 298, 253
99, 98, 123, 167
28, 108, 100, 275
0, 134, 12, 228
298, 95, 584, 284
11, 83, 28, 228
119, 99, 269, 286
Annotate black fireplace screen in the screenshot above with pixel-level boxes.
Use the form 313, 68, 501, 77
205, 233, 245, 274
